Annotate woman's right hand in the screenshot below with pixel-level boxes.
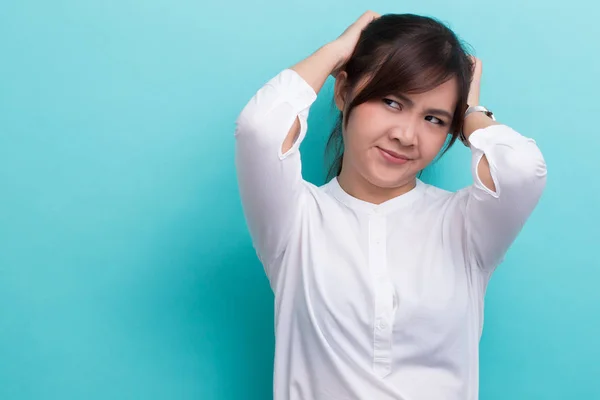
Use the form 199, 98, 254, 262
289, 11, 381, 96
329, 10, 381, 77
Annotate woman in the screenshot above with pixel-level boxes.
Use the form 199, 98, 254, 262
235, 11, 547, 400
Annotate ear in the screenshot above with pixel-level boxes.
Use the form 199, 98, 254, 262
333, 71, 349, 112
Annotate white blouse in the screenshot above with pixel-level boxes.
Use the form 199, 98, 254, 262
234, 68, 547, 400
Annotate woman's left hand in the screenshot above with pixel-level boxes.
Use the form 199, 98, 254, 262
467, 56, 482, 106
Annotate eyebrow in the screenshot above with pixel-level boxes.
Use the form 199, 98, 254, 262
392, 93, 454, 121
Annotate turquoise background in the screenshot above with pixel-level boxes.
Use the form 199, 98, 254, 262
1, 0, 598, 399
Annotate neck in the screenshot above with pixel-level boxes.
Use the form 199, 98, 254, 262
337, 167, 417, 205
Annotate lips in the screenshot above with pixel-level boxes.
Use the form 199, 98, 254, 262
380, 148, 409, 160
377, 147, 411, 165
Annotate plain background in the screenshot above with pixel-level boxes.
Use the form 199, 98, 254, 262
1, 0, 598, 399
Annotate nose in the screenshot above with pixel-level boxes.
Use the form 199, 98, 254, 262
389, 120, 418, 147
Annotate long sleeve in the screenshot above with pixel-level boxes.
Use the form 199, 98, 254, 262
235, 69, 317, 276
464, 124, 548, 271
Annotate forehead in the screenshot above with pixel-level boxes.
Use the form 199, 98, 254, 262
404, 77, 459, 110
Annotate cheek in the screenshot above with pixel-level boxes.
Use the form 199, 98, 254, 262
418, 130, 448, 159
343, 104, 384, 148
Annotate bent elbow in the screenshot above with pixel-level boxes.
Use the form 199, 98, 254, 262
501, 140, 548, 196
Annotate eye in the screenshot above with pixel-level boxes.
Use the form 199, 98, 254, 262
425, 115, 446, 126
383, 98, 402, 110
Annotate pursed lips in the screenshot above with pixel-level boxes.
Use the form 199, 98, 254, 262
376, 147, 412, 164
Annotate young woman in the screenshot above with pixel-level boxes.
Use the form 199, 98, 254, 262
235, 11, 547, 400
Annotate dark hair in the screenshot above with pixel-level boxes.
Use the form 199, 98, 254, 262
325, 13, 474, 181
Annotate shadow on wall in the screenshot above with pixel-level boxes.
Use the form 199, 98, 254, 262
194, 243, 275, 399
109, 199, 277, 398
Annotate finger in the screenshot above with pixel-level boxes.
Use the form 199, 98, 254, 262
470, 56, 483, 78
358, 10, 380, 27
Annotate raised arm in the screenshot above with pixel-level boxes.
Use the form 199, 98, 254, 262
235, 12, 380, 281
461, 58, 548, 271
234, 66, 317, 276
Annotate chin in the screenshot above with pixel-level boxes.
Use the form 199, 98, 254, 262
364, 169, 417, 189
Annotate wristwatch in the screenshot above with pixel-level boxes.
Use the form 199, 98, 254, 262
459, 105, 495, 146
465, 105, 495, 121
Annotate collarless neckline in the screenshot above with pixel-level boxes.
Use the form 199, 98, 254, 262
327, 176, 426, 215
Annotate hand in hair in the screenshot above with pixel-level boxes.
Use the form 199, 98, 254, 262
330, 10, 381, 78
467, 56, 482, 106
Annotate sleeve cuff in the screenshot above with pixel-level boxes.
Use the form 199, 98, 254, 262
266, 68, 318, 111
266, 69, 318, 160
468, 124, 527, 151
